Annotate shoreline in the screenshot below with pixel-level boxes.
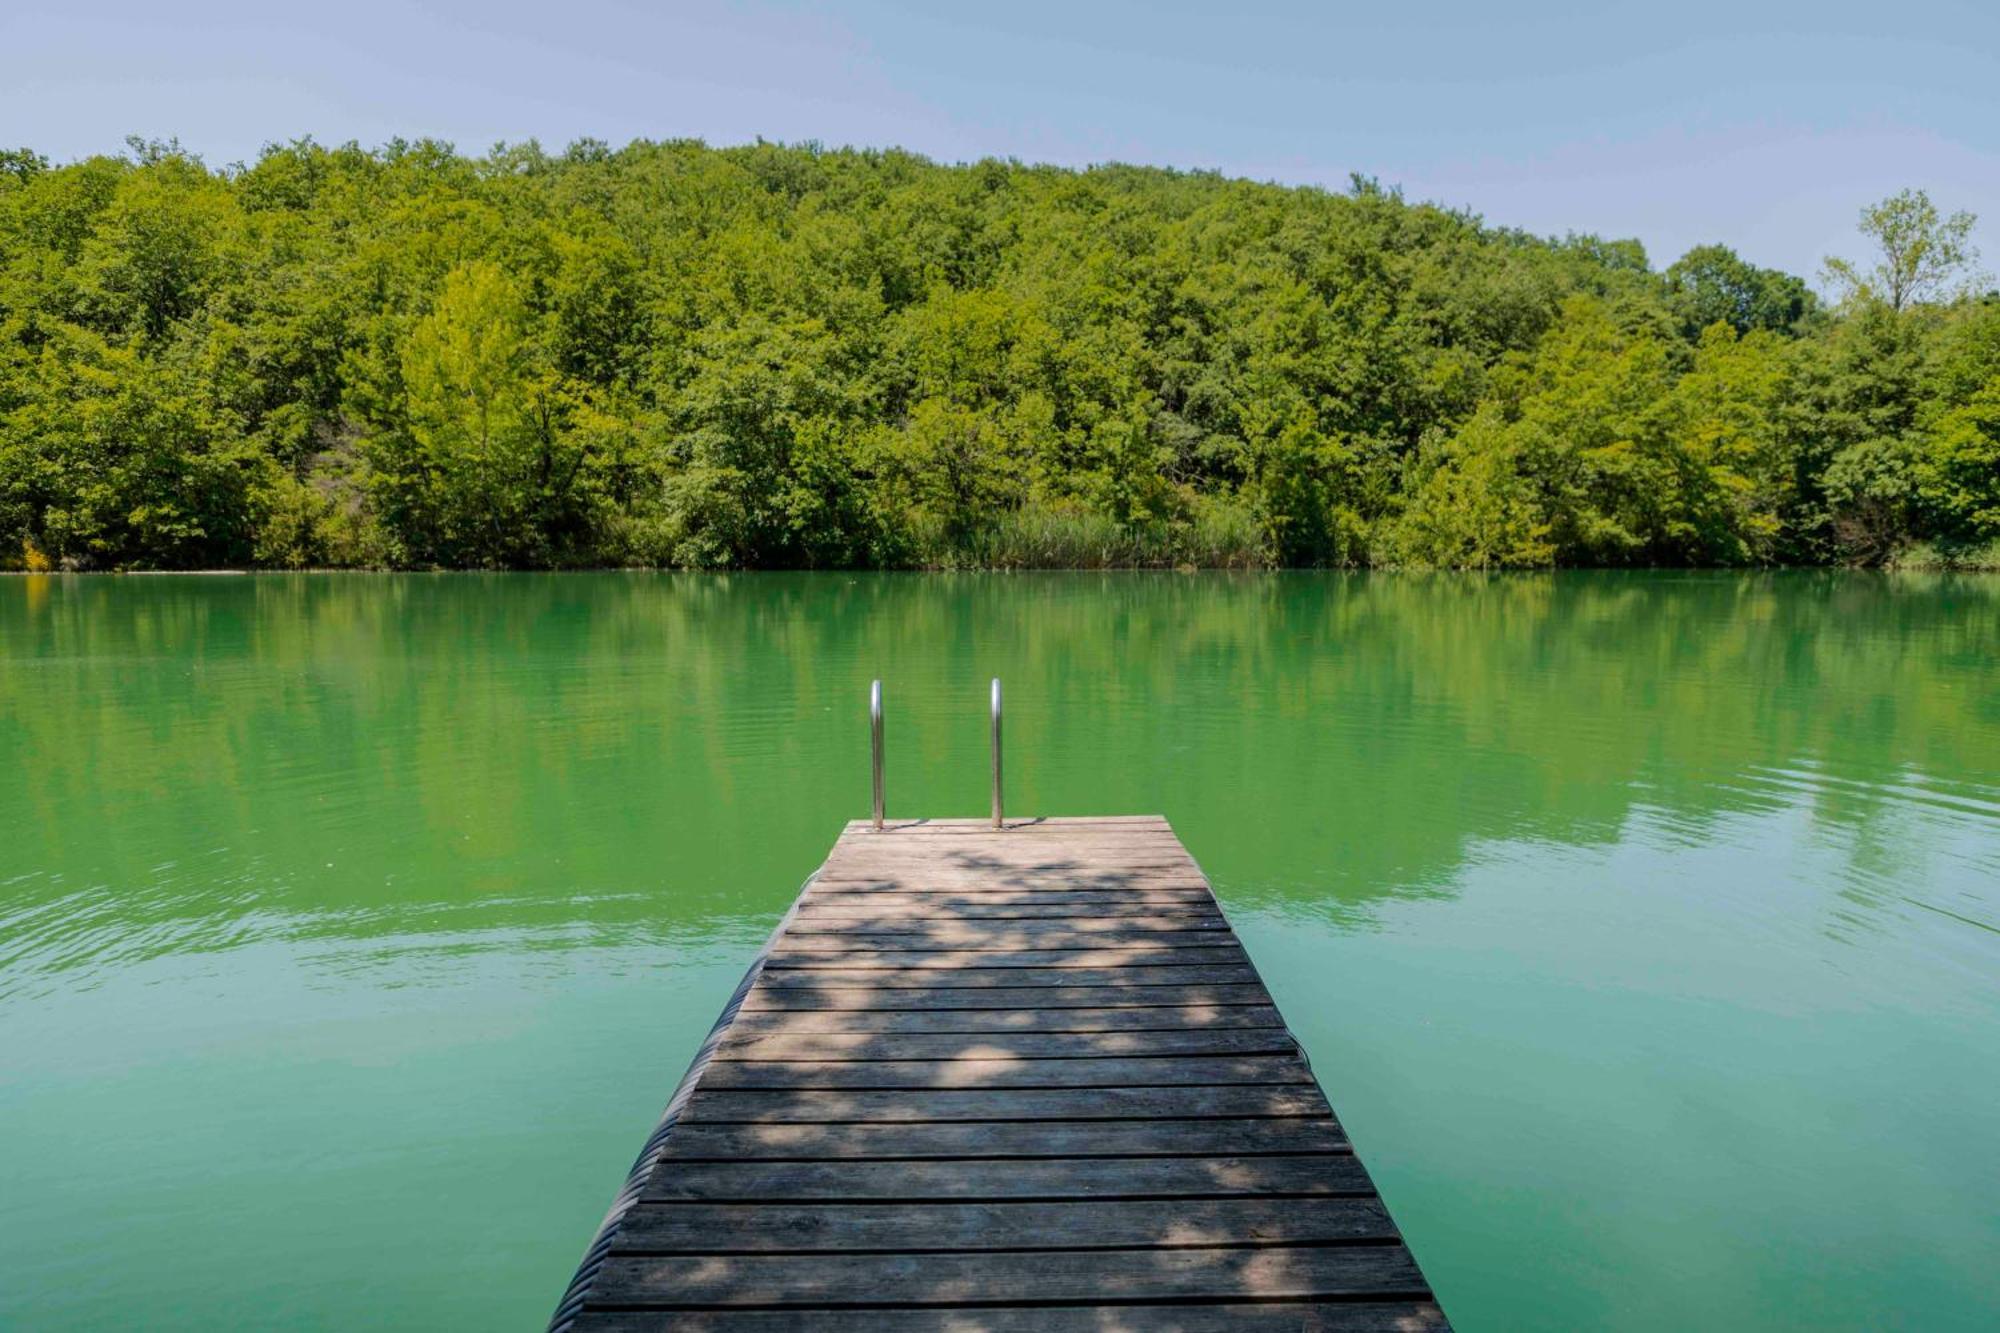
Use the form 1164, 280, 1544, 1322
6, 562, 2000, 577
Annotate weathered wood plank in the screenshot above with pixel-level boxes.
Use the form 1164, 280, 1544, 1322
727, 1005, 1287, 1035
592, 1243, 1427, 1304
774, 930, 1234, 952
818, 854, 1197, 864
696, 1055, 1313, 1090
676, 1085, 1336, 1124
799, 894, 1221, 910
750, 965, 1263, 988
842, 816, 1172, 831
808, 876, 1215, 891
830, 824, 1182, 840
827, 844, 1197, 859
659, 1118, 1349, 1161
761, 946, 1250, 970
804, 900, 1216, 918
818, 856, 1187, 870
714, 1028, 1297, 1062
825, 850, 1198, 863
800, 880, 1208, 892
640, 1155, 1376, 1203
799, 899, 1221, 918
817, 864, 1204, 881
785, 917, 1231, 937
832, 837, 1185, 846
738, 983, 1274, 1011
828, 842, 1193, 854
574, 1304, 1450, 1332
834, 826, 1180, 834
834, 827, 1179, 836
804, 880, 1208, 892
607, 1196, 1394, 1252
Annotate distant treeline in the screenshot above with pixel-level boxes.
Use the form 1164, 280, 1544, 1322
1, 137, 1996, 570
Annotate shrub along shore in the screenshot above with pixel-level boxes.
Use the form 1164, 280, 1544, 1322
2, 138, 1997, 571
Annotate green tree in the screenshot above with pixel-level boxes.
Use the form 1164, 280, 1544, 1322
1911, 301, 2000, 545
657, 316, 871, 567
873, 396, 1024, 549
1823, 189, 1981, 312
1661, 325, 1794, 560
0, 327, 254, 566
1919, 385, 2000, 543
1238, 399, 1364, 565
359, 261, 605, 565
1801, 301, 1931, 561
73, 153, 241, 340
0, 148, 48, 184
1665, 244, 1814, 338
1389, 417, 1554, 568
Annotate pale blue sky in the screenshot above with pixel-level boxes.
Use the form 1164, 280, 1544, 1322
6, 0, 1998, 281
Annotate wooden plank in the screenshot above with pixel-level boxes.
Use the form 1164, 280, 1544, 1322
800, 892, 1216, 912
833, 837, 1186, 845
805, 887, 1218, 901
843, 824, 1178, 834
821, 844, 1183, 855
808, 876, 1214, 891
750, 965, 1263, 988
714, 1028, 1297, 1062
818, 862, 1203, 878
696, 1055, 1313, 1090
847, 814, 1170, 823
575, 1304, 1450, 1332
659, 1118, 1349, 1161
592, 1244, 1427, 1304
640, 1155, 1377, 1203
738, 984, 1275, 1011
841, 853, 1193, 861
799, 894, 1221, 910
831, 824, 1181, 839
816, 857, 1200, 869
849, 818, 1173, 827
760, 947, 1250, 970
766, 945, 1246, 967
826, 851, 1192, 859
784, 912, 1232, 932
822, 846, 1188, 855
804, 892, 1218, 907
677, 1085, 1336, 1124
784, 917, 1232, 937
726, 1005, 1287, 1034
800, 888, 1208, 896
774, 929, 1234, 951
607, 1196, 1395, 1252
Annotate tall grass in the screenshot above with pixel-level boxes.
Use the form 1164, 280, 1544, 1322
1886, 539, 2000, 571
914, 501, 1269, 570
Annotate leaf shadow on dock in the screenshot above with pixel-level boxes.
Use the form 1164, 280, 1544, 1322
552, 819, 1450, 1332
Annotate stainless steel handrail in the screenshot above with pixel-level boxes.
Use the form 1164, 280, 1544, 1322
869, 680, 884, 830
866, 678, 1005, 830
990, 677, 1003, 828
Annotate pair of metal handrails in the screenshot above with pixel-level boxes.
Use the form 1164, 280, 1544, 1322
868, 679, 1003, 830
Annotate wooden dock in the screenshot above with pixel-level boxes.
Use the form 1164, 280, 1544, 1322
551, 816, 1448, 1331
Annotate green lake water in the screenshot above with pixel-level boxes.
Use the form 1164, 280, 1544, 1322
2, 571, 1997, 1330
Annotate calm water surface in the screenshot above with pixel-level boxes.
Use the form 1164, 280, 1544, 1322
2, 572, 1997, 1330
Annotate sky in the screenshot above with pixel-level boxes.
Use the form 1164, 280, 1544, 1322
5, 0, 1999, 282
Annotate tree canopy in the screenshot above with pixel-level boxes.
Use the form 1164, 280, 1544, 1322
1, 138, 1995, 570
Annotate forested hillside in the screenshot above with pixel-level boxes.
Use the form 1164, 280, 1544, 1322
1, 137, 1995, 570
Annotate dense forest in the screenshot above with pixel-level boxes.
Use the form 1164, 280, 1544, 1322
1, 137, 1995, 570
